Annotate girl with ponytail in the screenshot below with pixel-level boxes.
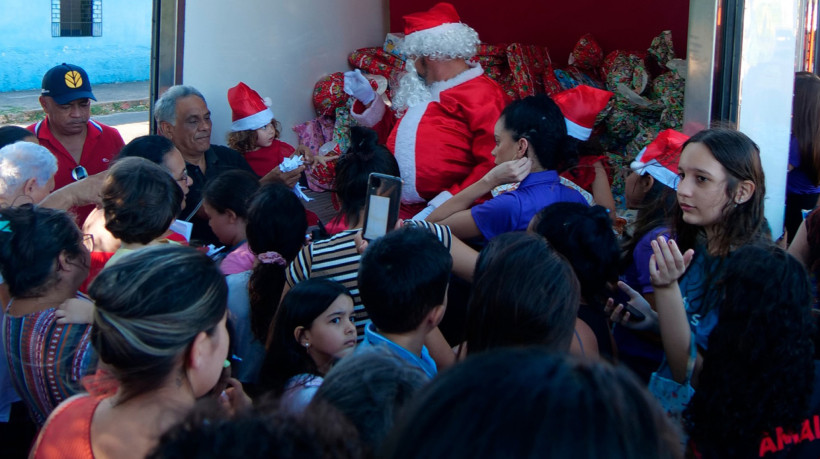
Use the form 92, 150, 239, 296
284, 126, 476, 359
223, 183, 306, 387
246, 184, 308, 345
327, 126, 401, 233
427, 94, 589, 241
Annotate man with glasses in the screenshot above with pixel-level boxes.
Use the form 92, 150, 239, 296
27, 63, 124, 222
154, 85, 257, 245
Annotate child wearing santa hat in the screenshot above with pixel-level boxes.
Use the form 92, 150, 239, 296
553, 85, 617, 216
621, 128, 689, 299
612, 128, 689, 382
226, 82, 296, 177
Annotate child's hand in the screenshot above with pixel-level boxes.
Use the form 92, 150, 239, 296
301, 145, 339, 168
483, 157, 532, 188
296, 145, 314, 164
354, 229, 369, 254
649, 236, 694, 289
604, 281, 659, 332
55, 298, 94, 325
312, 154, 339, 168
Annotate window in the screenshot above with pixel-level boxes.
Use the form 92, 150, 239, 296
52, 0, 102, 37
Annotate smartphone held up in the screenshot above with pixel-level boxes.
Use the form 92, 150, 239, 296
362, 173, 402, 241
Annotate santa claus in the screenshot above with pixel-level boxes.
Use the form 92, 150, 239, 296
345, 2, 508, 217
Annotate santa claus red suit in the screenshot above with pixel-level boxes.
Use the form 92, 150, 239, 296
349, 3, 507, 217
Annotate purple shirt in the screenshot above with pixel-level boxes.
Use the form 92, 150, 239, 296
621, 226, 669, 294
788, 136, 820, 195
471, 170, 588, 241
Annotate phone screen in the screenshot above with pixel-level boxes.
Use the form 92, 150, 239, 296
363, 195, 390, 240
362, 173, 402, 241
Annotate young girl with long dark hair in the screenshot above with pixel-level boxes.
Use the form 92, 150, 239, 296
260, 279, 355, 411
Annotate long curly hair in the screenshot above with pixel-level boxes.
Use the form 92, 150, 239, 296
673, 128, 767, 257
685, 245, 815, 456
227, 119, 282, 154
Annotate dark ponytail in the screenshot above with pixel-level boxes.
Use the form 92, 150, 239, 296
247, 184, 308, 343
333, 127, 399, 228
500, 95, 579, 172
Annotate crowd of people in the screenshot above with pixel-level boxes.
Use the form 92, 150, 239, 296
2, 2, 820, 458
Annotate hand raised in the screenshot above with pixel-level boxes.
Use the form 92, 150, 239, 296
649, 236, 694, 288
343, 69, 376, 105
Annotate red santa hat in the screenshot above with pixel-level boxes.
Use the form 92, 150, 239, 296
552, 85, 613, 141
630, 129, 690, 189
400, 2, 480, 60
227, 82, 275, 132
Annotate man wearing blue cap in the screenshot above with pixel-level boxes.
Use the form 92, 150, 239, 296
27, 63, 124, 205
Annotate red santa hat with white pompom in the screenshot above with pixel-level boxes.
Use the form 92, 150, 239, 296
227, 82, 274, 132
630, 129, 690, 189
400, 2, 480, 60
552, 85, 614, 141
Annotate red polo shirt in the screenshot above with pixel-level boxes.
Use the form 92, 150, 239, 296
28, 118, 124, 224
28, 117, 124, 190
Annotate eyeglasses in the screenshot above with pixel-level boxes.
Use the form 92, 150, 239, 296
82, 233, 94, 252
71, 165, 88, 181
175, 169, 189, 183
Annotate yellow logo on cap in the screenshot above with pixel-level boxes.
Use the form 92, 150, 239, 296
64, 71, 83, 89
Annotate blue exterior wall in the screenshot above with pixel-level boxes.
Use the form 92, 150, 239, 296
0, 1, 152, 91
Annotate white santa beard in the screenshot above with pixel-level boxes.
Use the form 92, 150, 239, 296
392, 59, 433, 114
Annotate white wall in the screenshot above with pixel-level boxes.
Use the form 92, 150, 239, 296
0, 0, 151, 91
182, 0, 388, 146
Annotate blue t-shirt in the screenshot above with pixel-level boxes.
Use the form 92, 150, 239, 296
470, 170, 588, 241
679, 247, 725, 350
358, 323, 436, 379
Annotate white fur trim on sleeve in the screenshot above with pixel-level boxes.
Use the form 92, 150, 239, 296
350, 96, 387, 128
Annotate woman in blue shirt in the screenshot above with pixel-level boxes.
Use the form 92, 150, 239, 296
426, 95, 587, 242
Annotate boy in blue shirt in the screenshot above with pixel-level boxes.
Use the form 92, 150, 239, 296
356, 227, 452, 379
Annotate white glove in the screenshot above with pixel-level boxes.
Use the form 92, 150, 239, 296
344, 69, 376, 105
